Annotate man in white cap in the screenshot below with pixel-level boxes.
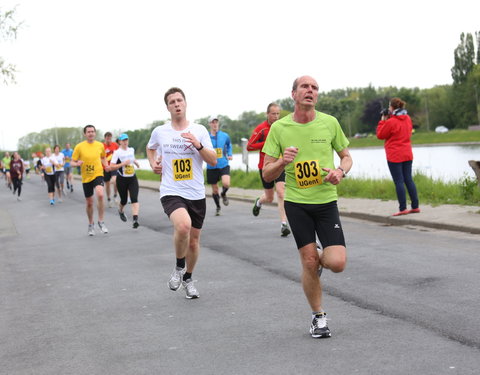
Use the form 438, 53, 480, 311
206, 115, 233, 216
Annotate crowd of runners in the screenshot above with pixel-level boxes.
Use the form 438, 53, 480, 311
2, 75, 353, 339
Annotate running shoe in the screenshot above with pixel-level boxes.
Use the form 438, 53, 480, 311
252, 197, 261, 216
408, 208, 421, 214
215, 207, 221, 216
132, 220, 139, 229
118, 210, 127, 222
70, 186, 74, 193
281, 223, 291, 237
317, 241, 323, 277
66, 182, 70, 189
310, 312, 331, 338
182, 279, 199, 299
108, 198, 114, 208
50, 199, 55, 206
17, 197, 21, 201
88, 224, 95, 236
221, 193, 229, 206
97, 221, 109, 234
392, 210, 409, 216
168, 267, 185, 291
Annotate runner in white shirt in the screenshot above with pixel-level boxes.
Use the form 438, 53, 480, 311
109, 133, 141, 229
40, 147, 57, 205
53, 145, 66, 202
146, 87, 216, 299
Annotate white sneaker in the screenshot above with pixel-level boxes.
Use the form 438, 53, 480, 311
310, 312, 331, 338
88, 224, 95, 236
168, 267, 185, 291
182, 279, 199, 299
97, 221, 109, 234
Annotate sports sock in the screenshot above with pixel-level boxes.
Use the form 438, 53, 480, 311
176, 257, 186, 269
221, 186, 229, 196
212, 193, 220, 208
183, 272, 192, 282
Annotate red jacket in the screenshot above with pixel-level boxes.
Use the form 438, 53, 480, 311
247, 120, 271, 169
376, 114, 413, 163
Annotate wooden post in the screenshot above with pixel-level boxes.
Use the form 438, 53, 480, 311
468, 160, 480, 188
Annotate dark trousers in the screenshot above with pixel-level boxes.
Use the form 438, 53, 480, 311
12, 177, 22, 196
387, 160, 419, 211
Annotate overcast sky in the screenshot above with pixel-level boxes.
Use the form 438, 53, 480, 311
1, 0, 479, 150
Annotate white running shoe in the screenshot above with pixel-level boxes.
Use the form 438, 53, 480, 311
97, 221, 109, 234
88, 224, 95, 236
168, 267, 185, 291
310, 312, 331, 338
182, 279, 199, 299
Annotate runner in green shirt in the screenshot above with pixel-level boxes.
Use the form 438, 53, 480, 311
262, 75, 353, 339
2, 152, 12, 190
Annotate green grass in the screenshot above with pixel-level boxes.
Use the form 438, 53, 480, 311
136, 169, 480, 206
347, 129, 480, 149
136, 169, 161, 182
337, 172, 480, 206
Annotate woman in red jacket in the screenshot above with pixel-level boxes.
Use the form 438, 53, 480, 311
376, 97, 420, 216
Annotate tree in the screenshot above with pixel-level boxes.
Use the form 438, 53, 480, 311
451, 32, 476, 85
0, 6, 22, 84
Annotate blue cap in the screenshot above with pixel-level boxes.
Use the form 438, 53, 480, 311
118, 133, 129, 141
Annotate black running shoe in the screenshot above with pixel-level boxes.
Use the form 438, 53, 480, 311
132, 220, 139, 229
252, 197, 261, 216
310, 312, 331, 338
281, 223, 291, 237
221, 193, 229, 206
215, 207, 221, 216
119, 210, 127, 222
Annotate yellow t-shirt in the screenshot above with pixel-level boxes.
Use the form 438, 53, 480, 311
72, 141, 106, 183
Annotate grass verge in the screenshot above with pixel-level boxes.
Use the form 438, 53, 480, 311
137, 169, 480, 206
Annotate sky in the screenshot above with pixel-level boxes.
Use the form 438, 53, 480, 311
1, 0, 479, 150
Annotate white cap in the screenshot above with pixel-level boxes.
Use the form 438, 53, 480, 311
208, 115, 219, 122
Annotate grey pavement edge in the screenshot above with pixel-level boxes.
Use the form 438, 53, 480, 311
133, 177, 480, 235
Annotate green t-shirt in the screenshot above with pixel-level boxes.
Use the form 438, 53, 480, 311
2, 157, 11, 169
262, 111, 349, 204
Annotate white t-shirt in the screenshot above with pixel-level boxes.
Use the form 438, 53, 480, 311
111, 147, 137, 177
147, 122, 213, 200
52, 152, 65, 172
41, 156, 56, 175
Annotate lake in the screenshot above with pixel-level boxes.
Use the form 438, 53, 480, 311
137, 144, 480, 182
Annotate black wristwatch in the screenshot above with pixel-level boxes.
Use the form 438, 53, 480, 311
195, 143, 204, 151
337, 167, 346, 178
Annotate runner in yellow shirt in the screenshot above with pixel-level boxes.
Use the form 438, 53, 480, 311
71, 124, 110, 236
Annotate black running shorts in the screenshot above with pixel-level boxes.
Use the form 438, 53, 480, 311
206, 166, 230, 185
284, 200, 346, 250
160, 195, 206, 229
82, 176, 104, 198
259, 169, 285, 189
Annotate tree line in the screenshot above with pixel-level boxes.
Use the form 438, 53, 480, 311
6, 31, 480, 159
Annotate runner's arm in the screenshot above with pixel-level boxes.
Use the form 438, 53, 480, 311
246, 127, 266, 151
322, 148, 353, 185
263, 146, 297, 182
146, 147, 162, 174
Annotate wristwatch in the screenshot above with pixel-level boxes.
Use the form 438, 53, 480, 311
195, 143, 204, 151
337, 167, 346, 178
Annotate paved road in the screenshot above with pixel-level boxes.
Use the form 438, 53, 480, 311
1, 176, 480, 375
